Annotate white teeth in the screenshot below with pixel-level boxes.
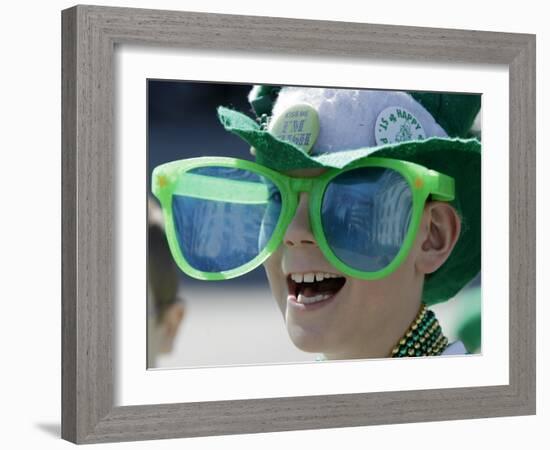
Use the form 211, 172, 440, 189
297, 293, 332, 304
290, 272, 342, 283
291, 273, 304, 283
303, 272, 315, 283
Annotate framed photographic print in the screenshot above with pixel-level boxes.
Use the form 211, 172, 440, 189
61, 4, 535, 444
146, 79, 483, 371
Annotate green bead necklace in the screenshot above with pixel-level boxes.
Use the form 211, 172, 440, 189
390, 304, 448, 358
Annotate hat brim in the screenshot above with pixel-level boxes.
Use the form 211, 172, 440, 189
218, 106, 481, 305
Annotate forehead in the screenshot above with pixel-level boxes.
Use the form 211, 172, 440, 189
283, 167, 328, 178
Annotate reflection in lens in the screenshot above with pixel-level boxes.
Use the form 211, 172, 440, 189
171, 166, 282, 273
321, 167, 412, 272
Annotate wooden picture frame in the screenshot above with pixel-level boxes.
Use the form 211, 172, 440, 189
61, 4, 536, 444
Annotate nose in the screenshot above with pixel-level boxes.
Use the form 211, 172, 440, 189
284, 193, 317, 247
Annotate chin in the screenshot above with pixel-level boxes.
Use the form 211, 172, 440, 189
286, 323, 331, 354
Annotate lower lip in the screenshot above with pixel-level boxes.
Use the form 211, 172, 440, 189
287, 290, 340, 311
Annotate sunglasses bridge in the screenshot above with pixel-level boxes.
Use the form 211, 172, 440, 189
286, 177, 316, 193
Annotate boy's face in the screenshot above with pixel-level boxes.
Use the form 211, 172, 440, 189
263, 168, 426, 360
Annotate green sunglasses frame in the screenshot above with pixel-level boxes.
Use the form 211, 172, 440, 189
152, 156, 454, 281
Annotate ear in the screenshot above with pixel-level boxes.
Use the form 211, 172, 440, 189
164, 303, 185, 339
415, 201, 461, 275
158, 303, 185, 353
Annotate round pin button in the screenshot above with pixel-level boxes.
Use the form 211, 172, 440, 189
375, 106, 425, 146
269, 103, 320, 154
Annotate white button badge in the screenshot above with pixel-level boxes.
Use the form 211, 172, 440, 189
375, 106, 426, 146
269, 103, 320, 154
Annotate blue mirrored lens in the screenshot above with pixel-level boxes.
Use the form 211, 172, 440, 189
172, 166, 282, 273
321, 167, 413, 272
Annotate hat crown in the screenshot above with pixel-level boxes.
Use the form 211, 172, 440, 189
249, 85, 481, 145
269, 88, 449, 155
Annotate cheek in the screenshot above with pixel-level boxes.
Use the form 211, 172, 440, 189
348, 263, 413, 309
263, 250, 286, 313
347, 279, 385, 309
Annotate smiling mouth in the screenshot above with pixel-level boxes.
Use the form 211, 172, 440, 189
286, 272, 347, 306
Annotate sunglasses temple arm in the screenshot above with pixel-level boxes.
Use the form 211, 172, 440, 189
429, 172, 455, 202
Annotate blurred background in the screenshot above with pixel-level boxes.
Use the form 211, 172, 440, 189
147, 80, 481, 369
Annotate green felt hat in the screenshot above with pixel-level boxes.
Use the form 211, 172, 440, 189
217, 86, 481, 305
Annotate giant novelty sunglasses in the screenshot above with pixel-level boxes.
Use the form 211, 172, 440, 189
152, 156, 454, 281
